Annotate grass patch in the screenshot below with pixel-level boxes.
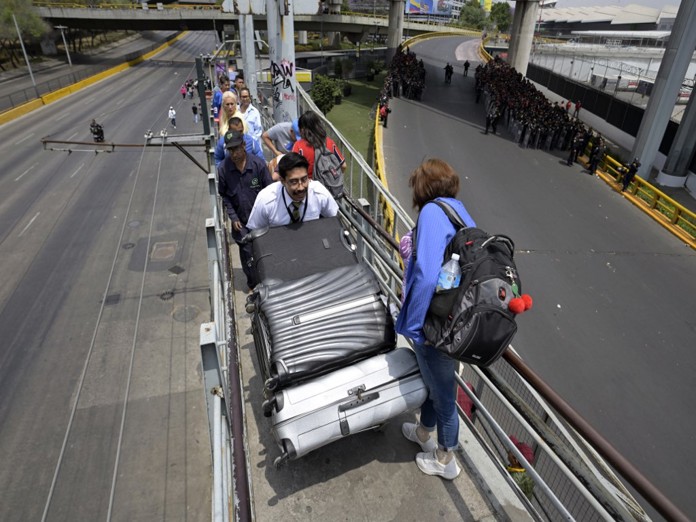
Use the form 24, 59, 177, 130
324, 73, 386, 162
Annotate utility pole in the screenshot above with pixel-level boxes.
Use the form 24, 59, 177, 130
54, 25, 72, 67
13, 14, 39, 99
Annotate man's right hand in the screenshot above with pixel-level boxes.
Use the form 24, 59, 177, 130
232, 220, 243, 232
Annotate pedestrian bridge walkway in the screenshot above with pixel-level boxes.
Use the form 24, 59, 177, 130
35, 2, 474, 36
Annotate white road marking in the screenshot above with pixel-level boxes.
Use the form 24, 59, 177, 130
15, 162, 38, 182
14, 133, 35, 145
70, 163, 85, 178
18, 212, 40, 237
55, 113, 69, 121
67, 132, 78, 141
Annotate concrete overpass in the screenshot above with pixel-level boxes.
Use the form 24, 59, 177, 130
35, 5, 470, 42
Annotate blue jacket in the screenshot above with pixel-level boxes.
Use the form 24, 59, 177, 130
214, 133, 265, 168
395, 197, 476, 345
217, 154, 273, 241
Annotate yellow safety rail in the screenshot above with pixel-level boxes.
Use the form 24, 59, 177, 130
597, 155, 696, 248
373, 107, 395, 237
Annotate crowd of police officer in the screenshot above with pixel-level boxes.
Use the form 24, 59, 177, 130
384, 47, 427, 101
476, 57, 587, 153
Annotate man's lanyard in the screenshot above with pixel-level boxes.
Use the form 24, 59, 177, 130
282, 188, 308, 223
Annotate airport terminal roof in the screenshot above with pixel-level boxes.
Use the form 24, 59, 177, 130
569, 30, 672, 40
538, 3, 679, 25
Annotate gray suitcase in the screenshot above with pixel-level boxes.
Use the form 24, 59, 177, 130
253, 263, 396, 391
267, 348, 427, 466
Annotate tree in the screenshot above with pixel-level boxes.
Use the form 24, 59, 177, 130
459, 5, 487, 31
490, 2, 511, 33
310, 74, 339, 114
0, 0, 49, 69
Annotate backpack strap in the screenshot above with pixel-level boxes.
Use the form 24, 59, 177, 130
431, 199, 468, 229
411, 199, 466, 262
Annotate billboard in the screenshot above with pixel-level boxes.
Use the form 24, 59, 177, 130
406, 0, 452, 16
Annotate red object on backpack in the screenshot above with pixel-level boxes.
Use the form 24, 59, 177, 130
380, 106, 387, 119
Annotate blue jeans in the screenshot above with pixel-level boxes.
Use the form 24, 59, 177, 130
413, 342, 459, 451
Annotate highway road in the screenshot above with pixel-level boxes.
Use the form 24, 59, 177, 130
383, 36, 696, 520
0, 31, 216, 521
0, 31, 178, 112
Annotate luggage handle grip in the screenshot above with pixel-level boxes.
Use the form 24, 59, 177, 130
338, 391, 380, 413
338, 392, 380, 436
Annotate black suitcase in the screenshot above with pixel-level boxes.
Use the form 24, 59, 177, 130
250, 216, 357, 285
249, 263, 396, 392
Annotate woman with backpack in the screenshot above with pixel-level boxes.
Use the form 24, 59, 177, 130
292, 111, 346, 180
397, 158, 476, 481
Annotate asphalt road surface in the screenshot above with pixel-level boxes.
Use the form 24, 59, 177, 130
0, 31, 216, 521
383, 36, 696, 520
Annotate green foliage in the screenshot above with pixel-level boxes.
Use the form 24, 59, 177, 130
310, 74, 340, 114
367, 59, 384, 75
459, 5, 488, 31
0, 0, 49, 40
490, 2, 511, 33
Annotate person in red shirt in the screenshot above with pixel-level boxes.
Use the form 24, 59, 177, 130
565, 100, 572, 112
292, 111, 346, 179
573, 99, 582, 118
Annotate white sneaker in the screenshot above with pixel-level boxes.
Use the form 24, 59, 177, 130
416, 450, 461, 480
401, 422, 436, 453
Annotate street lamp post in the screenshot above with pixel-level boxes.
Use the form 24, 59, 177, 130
12, 14, 39, 99
54, 25, 72, 67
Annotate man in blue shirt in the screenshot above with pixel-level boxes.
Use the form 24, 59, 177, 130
217, 130, 273, 290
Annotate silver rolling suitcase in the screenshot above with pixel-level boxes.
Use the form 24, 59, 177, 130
267, 348, 427, 467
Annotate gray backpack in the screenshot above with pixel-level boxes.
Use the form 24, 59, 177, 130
313, 146, 344, 198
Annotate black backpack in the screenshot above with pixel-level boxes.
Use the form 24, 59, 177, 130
413, 200, 527, 367
313, 145, 344, 198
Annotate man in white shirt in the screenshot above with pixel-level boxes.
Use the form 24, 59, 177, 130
247, 153, 338, 230
238, 87, 263, 149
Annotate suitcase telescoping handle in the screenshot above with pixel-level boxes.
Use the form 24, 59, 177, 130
338, 385, 380, 436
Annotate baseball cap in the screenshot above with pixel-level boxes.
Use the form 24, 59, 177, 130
224, 130, 244, 149
291, 118, 300, 140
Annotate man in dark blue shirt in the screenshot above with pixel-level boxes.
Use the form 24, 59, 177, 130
217, 130, 273, 290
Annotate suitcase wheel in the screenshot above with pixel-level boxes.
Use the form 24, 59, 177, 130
262, 398, 276, 417
274, 452, 288, 469
245, 302, 256, 313
265, 376, 279, 392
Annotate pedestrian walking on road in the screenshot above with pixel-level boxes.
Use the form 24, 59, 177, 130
180, 85, 187, 99
620, 158, 641, 192
588, 137, 606, 175
192, 103, 199, 124
444, 63, 453, 84
168, 106, 177, 129
463, 60, 470, 77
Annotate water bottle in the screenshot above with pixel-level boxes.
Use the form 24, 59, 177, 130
436, 253, 461, 291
